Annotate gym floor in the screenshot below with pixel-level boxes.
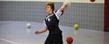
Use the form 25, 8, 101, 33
0, 21, 108, 44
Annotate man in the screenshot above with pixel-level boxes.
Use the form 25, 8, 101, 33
35, 1, 69, 44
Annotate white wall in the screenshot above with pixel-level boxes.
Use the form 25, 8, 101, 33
0, 0, 104, 3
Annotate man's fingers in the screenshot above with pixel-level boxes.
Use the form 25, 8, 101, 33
34, 31, 40, 34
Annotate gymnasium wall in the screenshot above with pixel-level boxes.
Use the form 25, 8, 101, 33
0, 1, 104, 31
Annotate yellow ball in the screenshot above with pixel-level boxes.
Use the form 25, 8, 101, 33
73, 23, 80, 31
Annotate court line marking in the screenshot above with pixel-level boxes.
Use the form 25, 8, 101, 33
0, 38, 21, 44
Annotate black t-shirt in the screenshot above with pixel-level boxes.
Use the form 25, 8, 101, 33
44, 10, 63, 34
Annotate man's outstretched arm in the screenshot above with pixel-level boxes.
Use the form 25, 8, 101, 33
58, 0, 70, 12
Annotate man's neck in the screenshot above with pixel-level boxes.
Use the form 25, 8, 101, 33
48, 11, 53, 15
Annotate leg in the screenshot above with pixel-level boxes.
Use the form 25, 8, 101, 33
44, 35, 53, 44
54, 33, 63, 44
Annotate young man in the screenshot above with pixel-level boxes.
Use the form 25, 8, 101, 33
35, 1, 69, 44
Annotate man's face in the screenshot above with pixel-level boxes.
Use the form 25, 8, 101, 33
45, 5, 52, 14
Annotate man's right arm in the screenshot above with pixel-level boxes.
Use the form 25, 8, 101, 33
34, 21, 48, 34
34, 27, 48, 34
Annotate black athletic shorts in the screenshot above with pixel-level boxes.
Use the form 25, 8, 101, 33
44, 33, 63, 44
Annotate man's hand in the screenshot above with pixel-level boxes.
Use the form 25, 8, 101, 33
34, 31, 41, 34
34, 27, 48, 34
59, 0, 71, 12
